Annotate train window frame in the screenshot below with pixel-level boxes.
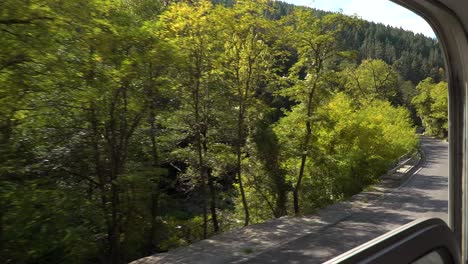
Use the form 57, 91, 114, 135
325, 218, 460, 264
331, 0, 468, 262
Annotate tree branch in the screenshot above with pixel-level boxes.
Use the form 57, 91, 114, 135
0, 17, 54, 25
0, 54, 31, 71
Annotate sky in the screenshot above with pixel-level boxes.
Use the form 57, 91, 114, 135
284, 0, 436, 38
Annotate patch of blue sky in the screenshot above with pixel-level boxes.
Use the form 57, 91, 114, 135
284, 0, 435, 38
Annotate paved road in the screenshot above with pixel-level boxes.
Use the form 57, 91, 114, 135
242, 137, 448, 263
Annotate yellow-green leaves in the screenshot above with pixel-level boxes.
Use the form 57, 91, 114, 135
344, 59, 400, 104
412, 77, 448, 137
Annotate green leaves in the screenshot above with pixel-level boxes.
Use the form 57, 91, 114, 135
343, 59, 401, 104
287, 92, 417, 200
412, 78, 448, 137
1, 0, 439, 262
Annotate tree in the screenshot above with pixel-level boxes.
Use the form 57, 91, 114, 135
412, 78, 448, 137
278, 10, 356, 215
344, 59, 400, 105
158, 0, 222, 236
0, 0, 443, 262
216, 0, 274, 225
5, 1, 175, 261
253, 111, 289, 217
0, 1, 71, 261
314, 93, 417, 196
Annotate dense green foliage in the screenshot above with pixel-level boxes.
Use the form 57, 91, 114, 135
260, 0, 445, 84
0, 0, 442, 263
412, 78, 448, 138
342, 21, 444, 84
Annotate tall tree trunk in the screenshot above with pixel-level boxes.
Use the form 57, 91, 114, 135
194, 79, 208, 239
149, 109, 160, 253
149, 190, 160, 253
107, 130, 123, 264
91, 110, 111, 260
86, 56, 117, 262
236, 106, 249, 226
0, 122, 12, 254
203, 132, 219, 232
293, 138, 309, 215
274, 170, 288, 217
109, 182, 121, 264
146, 58, 161, 252
293, 76, 319, 215
207, 169, 219, 232
106, 84, 141, 263
106, 97, 122, 264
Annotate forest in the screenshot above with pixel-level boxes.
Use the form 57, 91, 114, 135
0, 0, 448, 263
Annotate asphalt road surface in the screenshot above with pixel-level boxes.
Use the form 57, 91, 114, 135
242, 137, 448, 263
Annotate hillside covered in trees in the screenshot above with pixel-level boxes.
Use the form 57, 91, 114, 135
0, 0, 447, 263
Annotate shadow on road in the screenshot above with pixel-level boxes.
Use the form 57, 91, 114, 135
244, 187, 447, 263
420, 137, 448, 166
244, 137, 448, 263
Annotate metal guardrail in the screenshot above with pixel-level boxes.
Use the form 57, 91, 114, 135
384, 151, 420, 179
